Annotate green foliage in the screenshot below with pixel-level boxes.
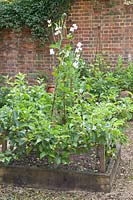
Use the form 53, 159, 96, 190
114, 58, 133, 92
0, 74, 53, 163
0, 0, 74, 42
78, 60, 119, 102
79, 55, 133, 102
67, 98, 132, 155
0, 75, 9, 108
0, 73, 132, 164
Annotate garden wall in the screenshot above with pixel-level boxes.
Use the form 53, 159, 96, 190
0, 0, 132, 82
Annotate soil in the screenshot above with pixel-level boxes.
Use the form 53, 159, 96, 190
0, 121, 133, 200
9, 147, 108, 173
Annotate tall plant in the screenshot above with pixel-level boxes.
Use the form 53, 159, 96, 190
48, 15, 86, 124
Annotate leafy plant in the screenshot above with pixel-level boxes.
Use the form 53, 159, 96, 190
48, 16, 86, 124
114, 58, 133, 92
0, 73, 132, 164
79, 55, 133, 102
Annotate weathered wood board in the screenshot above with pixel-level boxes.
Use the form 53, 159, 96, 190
0, 146, 121, 192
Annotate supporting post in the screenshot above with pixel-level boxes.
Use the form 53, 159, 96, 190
2, 131, 7, 152
96, 144, 106, 173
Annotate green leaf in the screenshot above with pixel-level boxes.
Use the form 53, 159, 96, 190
55, 156, 61, 165
35, 138, 42, 145
40, 151, 47, 159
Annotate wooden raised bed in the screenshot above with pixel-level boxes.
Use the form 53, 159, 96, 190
0, 145, 121, 192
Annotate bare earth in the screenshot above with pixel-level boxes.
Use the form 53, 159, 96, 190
0, 121, 133, 200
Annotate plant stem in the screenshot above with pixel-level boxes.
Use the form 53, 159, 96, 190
51, 81, 58, 121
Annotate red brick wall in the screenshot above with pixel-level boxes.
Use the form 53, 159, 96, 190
69, 0, 133, 64
0, 29, 53, 83
0, 0, 132, 81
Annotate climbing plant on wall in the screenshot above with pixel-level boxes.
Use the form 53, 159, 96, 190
0, 0, 74, 42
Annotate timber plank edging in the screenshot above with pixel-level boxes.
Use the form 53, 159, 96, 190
0, 146, 121, 192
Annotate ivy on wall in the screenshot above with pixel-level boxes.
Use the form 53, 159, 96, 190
0, 0, 74, 42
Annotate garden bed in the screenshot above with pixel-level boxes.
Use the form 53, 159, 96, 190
8, 148, 108, 173
0, 145, 121, 193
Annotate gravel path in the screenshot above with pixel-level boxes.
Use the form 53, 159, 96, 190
0, 121, 133, 200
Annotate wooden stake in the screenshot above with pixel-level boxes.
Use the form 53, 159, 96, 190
97, 144, 106, 173
2, 131, 7, 152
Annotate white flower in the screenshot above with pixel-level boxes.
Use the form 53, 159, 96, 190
77, 42, 82, 48
47, 19, 52, 27
54, 27, 62, 36
50, 49, 55, 55
70, 27, 75, 32
75, 48, 79, 53
70, 24, 78, 32
54, 30, 61, 35
75, 42, 83, 54
73, 24, 78, 30
73, 61, 79, 69
76, 53, 80, 58
55, 27, 60, 31
75, 47, 82, 53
